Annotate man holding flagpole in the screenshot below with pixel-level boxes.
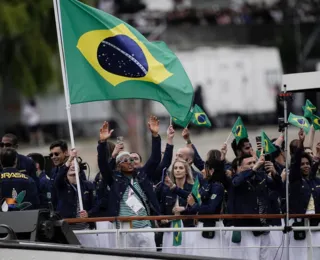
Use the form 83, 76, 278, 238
52, 0, 194, 215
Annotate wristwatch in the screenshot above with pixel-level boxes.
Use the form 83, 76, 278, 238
186, 139, 192, 145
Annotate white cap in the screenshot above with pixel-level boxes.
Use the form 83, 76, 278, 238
116, 152, 131, 164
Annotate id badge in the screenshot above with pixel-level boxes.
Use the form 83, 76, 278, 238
126, 195, 143, 214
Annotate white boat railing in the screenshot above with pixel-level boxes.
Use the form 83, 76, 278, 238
65, 214, 320, 260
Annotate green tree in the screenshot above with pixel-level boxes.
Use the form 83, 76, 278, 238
0, 1, 57, 96
0, 0, 95, 96
0, 0, 95, 135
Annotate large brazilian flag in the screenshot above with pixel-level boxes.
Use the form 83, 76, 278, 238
58, 0, 194, 121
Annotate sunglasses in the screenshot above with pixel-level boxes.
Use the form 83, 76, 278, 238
0, 142, 13, 148
119, 158, 134, 164
49, 152, 61, 158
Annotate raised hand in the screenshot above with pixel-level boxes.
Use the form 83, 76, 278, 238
182, 128, 191, 144
265, 161, 276, 176
298, 128, 305, 143
257, 155, 265, 167
100, 121, 114, 141
167, 125, 175, 144
221, 143, 228, 160
66, 149, 77, 167
69, 149, 78, 159
253, 155, 265, 171
148, 115, 160, 137
112, 143, 124, 158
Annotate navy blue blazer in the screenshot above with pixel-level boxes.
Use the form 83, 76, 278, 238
54, 165, 97, 218
97, 135, 162, 217
230, 169, 282, 227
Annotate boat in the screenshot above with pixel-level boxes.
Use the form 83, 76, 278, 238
0, 210, 239, 260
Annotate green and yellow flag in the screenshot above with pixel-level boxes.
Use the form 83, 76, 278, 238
231, 117, 248, 144
172, 107, 194, 128
191, 105, 211, 128
58, 0, 193, 121
261, 131, 277, 154
302, 99, 316, 119
310, 114, 320, 131
173, 105, 211, 128
172, 219, 182, 246
191, 176, 201, 205
288, 113, 310, 134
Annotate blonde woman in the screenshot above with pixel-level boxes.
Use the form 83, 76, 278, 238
167, 157, 226, 257
160, 159, 194, 254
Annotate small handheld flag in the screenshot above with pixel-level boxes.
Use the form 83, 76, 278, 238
191, 176, 201, 205
231, 117, 248, 144
191, 105, 211, 128
288, 113, 310, 134
302, 99, 316, 119
172, 219, 182, 246
173, 105, 211, 128
261, 131, 277, 154
310, 114, 320, 131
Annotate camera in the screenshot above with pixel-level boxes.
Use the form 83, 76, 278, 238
77, 157, 88, 171
278, 117, 288, 133
265, 154, 272, 161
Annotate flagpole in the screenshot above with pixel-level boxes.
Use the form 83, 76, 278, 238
225, 131, 232, 144
283, 84, 290, 260
170, 117, 172, 126
53, 0, 83, 211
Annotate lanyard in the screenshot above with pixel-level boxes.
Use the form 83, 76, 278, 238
128, 178, 134, 198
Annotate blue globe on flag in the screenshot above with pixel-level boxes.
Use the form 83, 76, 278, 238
197, 114, 206, 124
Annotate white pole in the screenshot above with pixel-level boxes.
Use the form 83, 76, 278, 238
283, 84, 290, 260
225, 131, 232, 144
53, 0, 83, 211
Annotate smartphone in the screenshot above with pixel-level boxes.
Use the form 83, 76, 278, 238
265, 154, 272, 161
117, 136, 124, 144
255, 136, 261, 144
